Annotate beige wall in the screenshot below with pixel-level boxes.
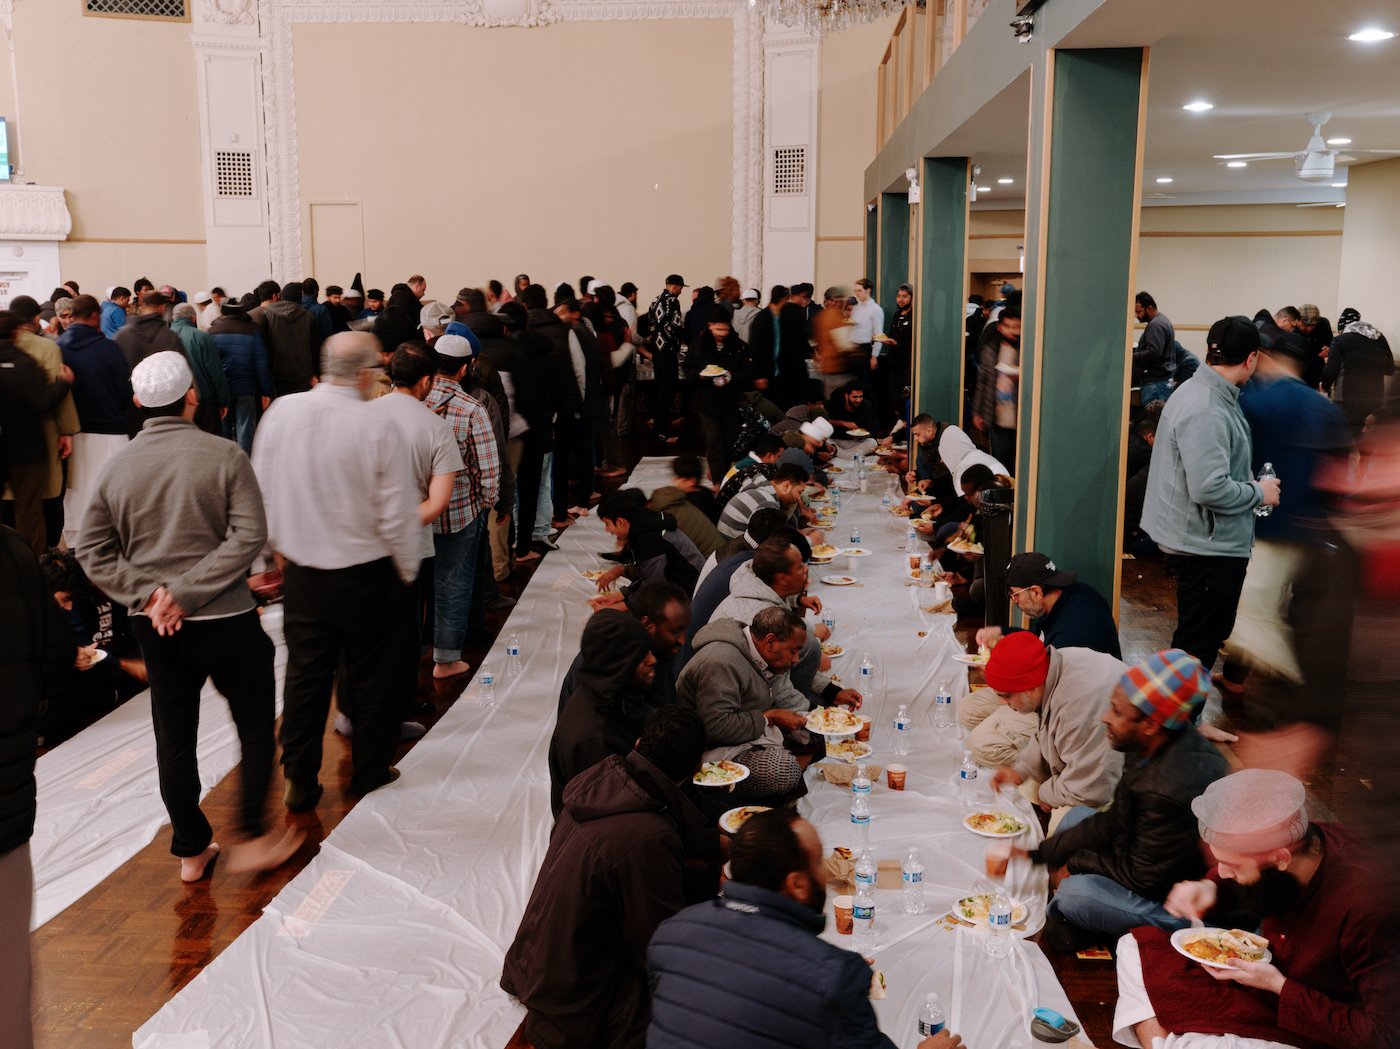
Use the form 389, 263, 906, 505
293, 20, 733, 302
1338, 157, 1400, 344
966, 203, 1344, 343
4, 4, 206, 291
815, 11, 901, 293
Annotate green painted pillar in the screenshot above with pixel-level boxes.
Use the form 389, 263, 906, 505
864, 203, 879, 292
1015, 47, 1147, 613
878, 191, 910, 304
916, 157, 969, 424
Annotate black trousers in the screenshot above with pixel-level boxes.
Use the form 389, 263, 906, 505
132, 610, 276, 856
281, 558, 405, 793
1165, 553, 1250, 679
652, 352, 678, 435
513, 429, 549, 557
551, 413, 592, 518
699, 412, 740, 489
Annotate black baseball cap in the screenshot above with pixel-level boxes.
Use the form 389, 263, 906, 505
665, 274, 686, 287
1205, 316, 1262, 366
1006, 552, 1076, 590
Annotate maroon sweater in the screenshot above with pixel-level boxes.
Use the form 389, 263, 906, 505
1133, 824, 1400, 1048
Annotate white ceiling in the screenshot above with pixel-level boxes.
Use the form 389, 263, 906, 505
950, 0, 1400, 210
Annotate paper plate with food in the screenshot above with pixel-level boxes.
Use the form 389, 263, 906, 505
821, 574, 858, 586
820, 642, 844, 657
826, 465, 845, 474
1170, 928, 1272, 970
953, 893, 1029, 929
947, 538, 985, 555
806, 706, 863, 735
699, 364, 730, 378
719, 805, 771, 834
840, 547, 871, 558
955, 646, 992, 666
825, 738, 874, 763
693, 760, 750, 788
890, 505, 913, 517
580, 569, 608, 581
811, 543, 838, 559
845, 428, 871, 438
962, 811, 1029, 838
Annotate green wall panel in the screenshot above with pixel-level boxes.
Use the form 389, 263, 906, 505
917, 157, 968, 424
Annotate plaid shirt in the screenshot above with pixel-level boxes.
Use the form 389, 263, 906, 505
426, 376, 500, 533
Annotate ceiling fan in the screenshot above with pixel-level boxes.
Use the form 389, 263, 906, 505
1214, 111, 1400, 181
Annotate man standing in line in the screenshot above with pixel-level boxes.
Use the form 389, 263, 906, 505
100, 287, 130, 338
1141, 317, 1280, 736
251, 280, 318, 398
170, 302, 231, 434
645, 275, 686, 444
78, 352, 303, 880
1133, 292, 1176, 404
6, 296, 78, 553
972, 305, 1021, 466
849, 277, 884, 400
425, 334, 501, 680
114, 289, 183, 370
252, 332, 422, 808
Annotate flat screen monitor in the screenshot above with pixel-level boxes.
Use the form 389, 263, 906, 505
0, 119, 10, 182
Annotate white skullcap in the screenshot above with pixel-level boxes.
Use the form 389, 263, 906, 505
341, 287, 363, 299
744, 288, 760, 301
799, 420, 825, 441
435, 334, 473, 359
586, 279, 604, 296
812, 417, 834, 440
131, 351, 193, 408
106, 286, 117, 299
1192, 768, 1309, 854
193, 290, 213, 304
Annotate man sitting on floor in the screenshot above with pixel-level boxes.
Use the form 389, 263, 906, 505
592, 489, 701, 598
716, 461, 811, 540
972, 634, 1124, 825
649, 462, 725, 558
668, 452, 722, 522
548, 609, 657, 817
824, 379, 880, 438
558, 582, 691, 714
504, 705, 719, 1049
975, 552, 1122, 659
677, 606, 812, 806
1115, 769, 1400, 1049
646, 808, 964, 1049
1016, 649, 1229, 952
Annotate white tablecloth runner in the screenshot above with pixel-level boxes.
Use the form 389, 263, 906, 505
133, 456, 1079, 1048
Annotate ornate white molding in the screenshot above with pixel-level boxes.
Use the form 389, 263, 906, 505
732, 5, 764, 287
201, 0, 257, 25
0, 185, 73, 241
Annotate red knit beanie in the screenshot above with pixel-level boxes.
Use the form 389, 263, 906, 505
983, 632, 1050, 692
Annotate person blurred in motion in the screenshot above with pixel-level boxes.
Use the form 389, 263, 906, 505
1221, 330, 1351, 772
646, 808, 965, 1049
1322, 307, 1392, 441
503, 705, 718, 1049
1115, 769, 1400, 1049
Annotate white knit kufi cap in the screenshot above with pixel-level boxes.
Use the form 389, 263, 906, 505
131, 351, 193, 408
435, 334, 473, 359
812, 417, 834, 440
1192, 768, 1309, 854
799, 420, 824, 441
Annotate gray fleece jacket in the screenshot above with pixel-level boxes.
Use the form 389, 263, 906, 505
711, 561, 832, 695
76, 416, 267, 618
677, 618, 806, 764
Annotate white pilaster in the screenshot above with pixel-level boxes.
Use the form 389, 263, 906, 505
761, 23, 819, 292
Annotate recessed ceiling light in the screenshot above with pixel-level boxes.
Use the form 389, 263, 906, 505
1227, 161, 1248, 168
1182, 101, 1214, 113
1331, 182, 1347, 188
976, 186, 991, 192
997, 178, 1013, 185
1349, 27, 1395, 42
1326, 137, 1352, 145
1155, 177, 1174, 184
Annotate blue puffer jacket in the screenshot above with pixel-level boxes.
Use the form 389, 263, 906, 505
646, 881, 897, 1049
209, 312, 274, 398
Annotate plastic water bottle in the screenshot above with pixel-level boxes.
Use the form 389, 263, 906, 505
893, 703, 912, 755
958, 750, 979, 804
881, 493, 892, 513
854, 848, 877, 890
901, 847, 926, 914
853, 881, 876, 951
858, 652, 876, 700
506, 633, 523, 678
1255, 461, 1276, 517
850, 796, 871, 848
918, 992, 946, 1036
934, 684, 955, 729
906, 526, 920, 557
832, 486, 842, 510
852, 763, 872, 795
479, 663, 496, 708
822, 610, 836, 633
986, 893, 1014, 957
849, 525, 862, 546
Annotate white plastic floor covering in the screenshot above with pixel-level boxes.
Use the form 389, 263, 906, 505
133, 458, 1081, 1048
30, 611, 286, 929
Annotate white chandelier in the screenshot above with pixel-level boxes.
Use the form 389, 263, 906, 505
754, 0, 915, 34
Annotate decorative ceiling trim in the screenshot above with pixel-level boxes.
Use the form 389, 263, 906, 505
0, 185, 74, 241
256, 0, 758, 280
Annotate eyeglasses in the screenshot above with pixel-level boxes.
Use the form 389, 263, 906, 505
1008, 586, 1032, 600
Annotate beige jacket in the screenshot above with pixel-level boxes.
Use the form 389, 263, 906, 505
1011, 646, 1125, 809
17, 329, 80, 498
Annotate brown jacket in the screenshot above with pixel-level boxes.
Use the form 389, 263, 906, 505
16, 330, 79, 498
811, 308, 857, 375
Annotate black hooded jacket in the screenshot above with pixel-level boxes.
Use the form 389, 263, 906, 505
548, 610, 653, 817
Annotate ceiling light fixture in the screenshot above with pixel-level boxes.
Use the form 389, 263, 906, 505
976, 186, 991, 193
1326, 137, 1352, 145
1156, 177, 1174, 184
997, 178, 1013, 185
1331, 182, 1347, 188
1227, 161, 1248, 168
1182, 101, 1214, 113
1349, 28, 1395, 42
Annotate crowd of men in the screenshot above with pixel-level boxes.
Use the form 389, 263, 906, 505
2, 268, 1398, 1049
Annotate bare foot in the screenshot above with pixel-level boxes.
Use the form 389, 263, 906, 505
1199, 722, 1240, 744
180, 843, 220, 883
225, 827, 305, 874
433, 660, 472, 679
